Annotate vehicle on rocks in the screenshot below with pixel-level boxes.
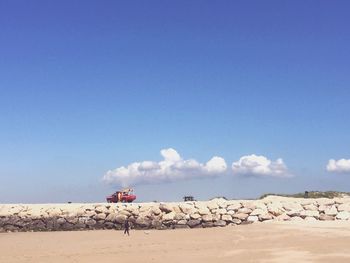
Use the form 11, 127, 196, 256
106, 188, 136, 203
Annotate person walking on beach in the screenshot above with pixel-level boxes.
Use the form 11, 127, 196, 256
124, 218, 130, 236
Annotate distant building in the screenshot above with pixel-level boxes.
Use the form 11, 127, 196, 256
183, 196, 194, 202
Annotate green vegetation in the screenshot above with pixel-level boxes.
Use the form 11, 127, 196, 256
259, 191, 350, 199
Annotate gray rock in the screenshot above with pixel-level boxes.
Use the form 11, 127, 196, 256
187, 219, 201, 228
85, 218, 97, 226
214, 220, 227, 227
95, 205, 109, 214
115, 215, 127, 224
104, 222, 116, 229
94, 213, 106, 220
174, 224, 190, 229
202, 222, 214, 228
135, 217, 151, 228
56, 218, 66, 225
151, 219, 162, 229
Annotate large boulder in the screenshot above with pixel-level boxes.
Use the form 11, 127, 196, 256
221, 215, 232, 222
267, 202, 285, 216
247, 216, 259, 223
214, 220, 227, 227
338, 203, 350, 212
303, 204, 318, 211
250, 208, 266, 216
238, 207, 252, 214
233, 213, 249, 220
324, 206, 338, 216
187, 220, 201, 228
300, 210, 319, 219
231, 219, 242, 225
242, 202, 256, 210
227, 203, 242, 211
179, 203, 196, 214
163, 212, 176, 221
259, 213, 273, 221
174, 213, 186, 220
159, 203, 174, 213
336, 211, 350, 220
197, 206, 210, 215
46, 207, 62, 217
95, 205, 109, 214
290, 216, 303, 222
85, 218, 97, 227
94, 213, 107, 221
135, 217, 151, 228
283, 202, 303, 212
319, 214, 335, 221
115, 215, 127, 224
317, 198, 335, 206
276, 213, 290, 221
202, 214, 213, 222
177, 219, 188, 225
207, 202, 219, 211
190, 213, 201, 220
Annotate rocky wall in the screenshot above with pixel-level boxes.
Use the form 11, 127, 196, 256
1, 196, 350, 232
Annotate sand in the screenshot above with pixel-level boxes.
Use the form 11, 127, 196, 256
1, 221, 350, 263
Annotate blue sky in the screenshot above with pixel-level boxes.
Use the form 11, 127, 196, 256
1, 1, 349, 203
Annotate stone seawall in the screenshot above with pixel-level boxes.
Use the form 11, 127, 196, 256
1, 196, 350, 232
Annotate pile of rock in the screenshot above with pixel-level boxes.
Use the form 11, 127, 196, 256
1, 196, 350, 232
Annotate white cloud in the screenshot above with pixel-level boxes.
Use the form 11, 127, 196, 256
232, 154, 290, 177
103, 148, 227, 186
326, 159, 350, 173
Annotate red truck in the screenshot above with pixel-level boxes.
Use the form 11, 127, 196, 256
106, 188, 136, 203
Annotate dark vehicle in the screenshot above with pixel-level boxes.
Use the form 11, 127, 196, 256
106, 188, 136, 203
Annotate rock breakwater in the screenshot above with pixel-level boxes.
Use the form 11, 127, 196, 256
1, 196, 350, 232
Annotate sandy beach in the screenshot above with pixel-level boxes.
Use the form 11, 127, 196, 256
1, 221, 350, 263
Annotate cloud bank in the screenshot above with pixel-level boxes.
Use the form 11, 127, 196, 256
232, 154, 290, 177
103, 148, 227, 186
326, 159, 350, 173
